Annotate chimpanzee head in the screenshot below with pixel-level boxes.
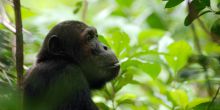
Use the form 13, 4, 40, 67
37, 20, 120, 89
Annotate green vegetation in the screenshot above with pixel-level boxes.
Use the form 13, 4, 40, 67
1, 0, 220, 110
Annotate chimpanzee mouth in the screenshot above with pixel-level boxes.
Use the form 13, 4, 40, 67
109, 63, 120, 68
100, 61, 119, 68
107, 62, 120, 68
108, 62, 120, 76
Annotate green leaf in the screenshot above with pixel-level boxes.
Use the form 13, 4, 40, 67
115, 0, 133, 7
96, 102, 110, 110
138, 29, 165, 44
170, 89, 188, 108
193, 98, 220, 110
184, 14, 198, 26
73, 1, 82, 14
192, 0, 208, 11
217, 2, 220, 9
98, 35, 110, 47
203, 0, 210, 7
73, 7, 80, 14
105, 29, 130, 57
116, 93, 136, 106
146, 13, 167, 30
165, 41, 192, 74
165, 0, 184, 8
121, 59, 140, 69
139, 62, 161, 79
114, 72, 134, 92
193, 102, 209, 110
111, 8, 127, 17
187, 98, 210, 109
184, 0, 209, 26
211, 19, 220, 38
121, 58, 161, 79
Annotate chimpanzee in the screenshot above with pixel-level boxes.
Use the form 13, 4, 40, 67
23, 20, 120, 110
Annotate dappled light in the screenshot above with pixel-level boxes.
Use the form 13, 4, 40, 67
1, 0, 220, 110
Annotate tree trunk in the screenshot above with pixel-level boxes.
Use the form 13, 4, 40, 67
13, 0, 24, 89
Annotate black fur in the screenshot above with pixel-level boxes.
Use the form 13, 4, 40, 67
23, 21, 120, 110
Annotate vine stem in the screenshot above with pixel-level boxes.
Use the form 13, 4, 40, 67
13, 0, 24, 89
197, 18, 216, 42
207, 85, 220, 110
190, 15, 213, 97
187, 0, 213, 96
111, 83, 116, 110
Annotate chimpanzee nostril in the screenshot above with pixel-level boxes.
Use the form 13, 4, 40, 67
103, 45, 108, 50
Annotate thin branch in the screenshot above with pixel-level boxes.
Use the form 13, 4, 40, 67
191, 24, 213, 96
190, 15, 213, 97
2, 70, 12, 86
13, 0, 24, 89
82, 0, 88, 22
186, 0, 201, 54
207, 85, 220, 110
110, 82, 116, 110
187, 0, 213, 96
0, 1, 32, 35
0, 2, 16, 33
197, 18, 216, 42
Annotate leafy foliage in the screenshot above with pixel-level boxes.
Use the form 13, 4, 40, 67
165, 0, 184, 8
1, 0, 220, 109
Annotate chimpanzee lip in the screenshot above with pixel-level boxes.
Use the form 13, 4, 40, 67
112, 63, 120, 68
109, 62, 120, 76
99, 61, 120, 68
108, 62, 120, 68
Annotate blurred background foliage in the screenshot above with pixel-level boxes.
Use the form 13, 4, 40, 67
1, 0, 220, 110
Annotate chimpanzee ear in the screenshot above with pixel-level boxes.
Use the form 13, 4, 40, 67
48, 35, 62, 54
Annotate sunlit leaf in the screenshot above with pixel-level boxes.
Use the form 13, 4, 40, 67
165, 41, 192, 74
105, 30, 130, 57
138, 29, 165, 45
115, 0, 133, 7
117, 93, 136, 105
139, 62, 161, 79
170, 89, 188, 108
114, 72, 134, 92
165, 0, 184, 8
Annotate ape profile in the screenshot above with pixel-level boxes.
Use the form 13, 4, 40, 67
23, 20, 120, 110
